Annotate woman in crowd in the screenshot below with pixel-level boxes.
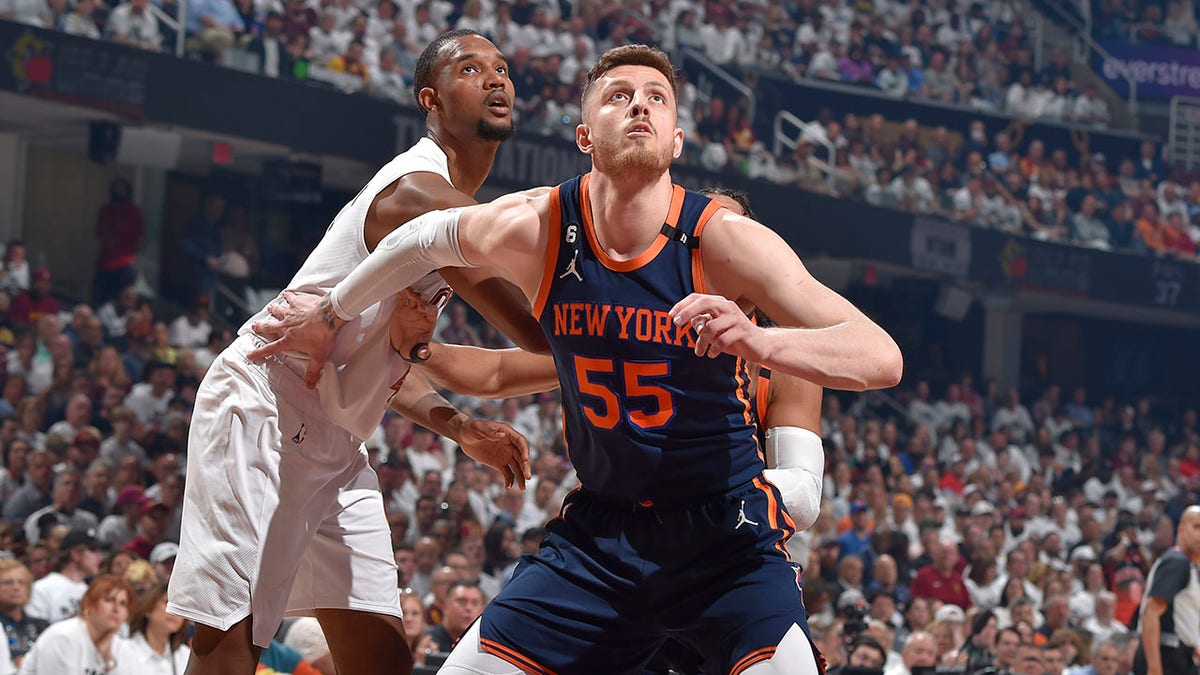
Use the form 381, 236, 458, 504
18, 574, 131, 674
0, 559, 47, 667
400, 591, 436, 668
0, 439, 28, 501
123, 582, 191, 673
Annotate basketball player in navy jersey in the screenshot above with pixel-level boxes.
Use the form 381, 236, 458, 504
254, 44, 901, 674
413, 185, 828, 674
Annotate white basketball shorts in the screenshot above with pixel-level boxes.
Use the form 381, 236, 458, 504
167, 335, 401, 648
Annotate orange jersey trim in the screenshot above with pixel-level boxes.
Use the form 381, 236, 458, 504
689, 199, 725, 294
752, 475, 795, 559
731, 646, 778, 675
579, 173, 684, 272
480, 637, 559, 675
532, 185, 563, 319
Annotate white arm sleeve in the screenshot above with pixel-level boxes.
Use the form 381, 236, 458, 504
328, 207, 475, 321
763, 426, 824, 531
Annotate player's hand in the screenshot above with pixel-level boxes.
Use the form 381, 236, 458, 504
389, 288, 437, 362
248, 290, 343, 389
458, 419, 532, 490
669, 293, 767, 362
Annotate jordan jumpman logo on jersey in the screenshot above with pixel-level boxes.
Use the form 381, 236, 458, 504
559, 249, 583, 281
734, 500, 759, 529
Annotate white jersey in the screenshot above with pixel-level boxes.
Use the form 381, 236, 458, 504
240, 137, 453, 440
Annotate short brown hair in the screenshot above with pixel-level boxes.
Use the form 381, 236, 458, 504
581, 44, 677, 107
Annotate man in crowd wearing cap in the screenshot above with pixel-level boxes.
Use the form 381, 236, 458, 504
22, 469, 97, 545
26, 528, 102, 623
1134, 505, 1200, 675
841, 500, 875, 560
99, 486, 148, 551
150, 541, 178, 580
121, 500, 171, 559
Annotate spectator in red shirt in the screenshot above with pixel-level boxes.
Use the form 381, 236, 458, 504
93, 178, 144, 306
10, 268, 59, 326
911, 535, 973, 609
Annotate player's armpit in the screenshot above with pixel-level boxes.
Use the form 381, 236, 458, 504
419, 343, 560, 399
695, 213, 903, 391
440, 268, 550, 353
762, 372, 823, 432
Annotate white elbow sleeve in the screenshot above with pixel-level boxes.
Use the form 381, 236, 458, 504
763, 426, 825, 531
329, 207, 475, 321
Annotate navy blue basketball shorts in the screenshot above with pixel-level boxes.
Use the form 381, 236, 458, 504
477, 476, 817, 674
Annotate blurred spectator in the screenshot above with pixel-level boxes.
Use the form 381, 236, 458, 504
424, 579, 484, 653
186, 0, 245, 60
26, 527, 103, 623
248, 11, 293, 79
23, 469, 97, 545
60, 0, 99, 39
0, 0, 51, 27
180, 193, 225, 300
2, 450, 52, 526
400, 591, 437, 667
327, 38, 369, 80
1074, 83, 1111, 127
370, 48, 411, 105
281, 617, 334, 674
167, 296, 211, 350
8, 270, 56, 327
94, 180, 145, 312
124, 582, 191, 672
19, 574, 131, 675
0, 558, 46, 665
106, 0, 162, 51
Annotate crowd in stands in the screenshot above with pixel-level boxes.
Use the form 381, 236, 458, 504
1092, 0, 1200, 46
0, 173, 1192, 671
8, 0, 1200, 265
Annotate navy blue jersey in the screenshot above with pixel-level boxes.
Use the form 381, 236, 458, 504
533, 173, 765, 504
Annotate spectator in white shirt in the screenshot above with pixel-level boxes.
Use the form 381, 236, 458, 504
1080, 591, 1127, 642
701, 11, 746, 65
25, 528, 104, 624
167, 296, 212, 349
61, 0, 101, 39
1073, 83, 1110, 126
105, 0, 163, 50
20, 573, 131, 675
122, 361, 176, 427
0, 0, 51, 28
309, 11, 350, 64
454, 0, 492, 35
123, 583, 192, 675
370, 48, 413, 105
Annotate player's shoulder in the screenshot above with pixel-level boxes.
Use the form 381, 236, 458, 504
483, 186, 554, 220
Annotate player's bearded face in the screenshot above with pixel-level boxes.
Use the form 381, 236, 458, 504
586, 68, 678, 178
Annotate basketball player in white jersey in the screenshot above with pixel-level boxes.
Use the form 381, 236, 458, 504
168, 30, 538, 675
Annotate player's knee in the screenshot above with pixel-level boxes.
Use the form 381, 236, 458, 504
739, 624, 821, 675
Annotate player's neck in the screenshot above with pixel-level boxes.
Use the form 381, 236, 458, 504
426, 131, 498, 197
586, 170, 674, 259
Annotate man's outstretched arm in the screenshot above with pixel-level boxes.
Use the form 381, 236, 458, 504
418, 343, 560, 399
247, 192, 547, 385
